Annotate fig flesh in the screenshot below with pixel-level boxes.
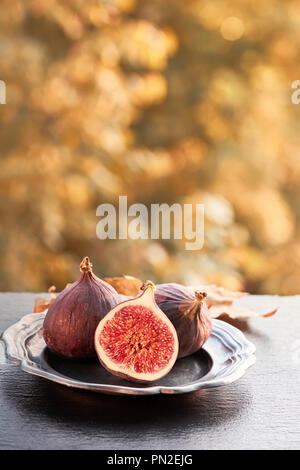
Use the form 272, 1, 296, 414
43, 257, 121, 358
94, 281, 179, 383
155, 283, 212, 358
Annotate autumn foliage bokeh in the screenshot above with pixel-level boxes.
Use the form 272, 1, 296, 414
1, 0, 300, 294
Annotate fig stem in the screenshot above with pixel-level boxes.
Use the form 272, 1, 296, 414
194, 291, 207, 302
80, 256, 93, 273
141, 280, 156, 292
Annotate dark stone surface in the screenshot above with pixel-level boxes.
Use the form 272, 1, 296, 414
0, 292, 299, 450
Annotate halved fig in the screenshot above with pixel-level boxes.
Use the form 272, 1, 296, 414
94, 281, 179, 383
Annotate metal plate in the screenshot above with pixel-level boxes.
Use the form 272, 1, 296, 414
0, 313, 256, 396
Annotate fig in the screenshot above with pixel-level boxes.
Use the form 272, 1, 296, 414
94, 281, 179, 383
154, 283, 212, 358
43, 257, 121, 358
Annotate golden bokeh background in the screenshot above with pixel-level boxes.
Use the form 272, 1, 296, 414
1, 0, 300, 294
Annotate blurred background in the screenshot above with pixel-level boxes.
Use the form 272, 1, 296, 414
1, 0, 300, 294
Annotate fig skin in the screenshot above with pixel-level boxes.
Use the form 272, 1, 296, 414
94, 281, 179, 383
154, 283, 212, 358
43, 257, 121, 359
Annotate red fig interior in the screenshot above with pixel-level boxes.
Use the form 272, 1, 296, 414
95, 283, 179, 383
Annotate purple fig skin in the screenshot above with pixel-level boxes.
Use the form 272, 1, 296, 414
154, 283, 212, 358
43, 257, 121, 359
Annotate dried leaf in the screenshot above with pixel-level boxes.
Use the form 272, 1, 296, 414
190, 284, 277, 320
33, 286, 57, 313
190, 284, 248, 306
208, 303, 277, 320
262, 309, 277, 318
33, 296, 53, 313
103, 275, 143, 296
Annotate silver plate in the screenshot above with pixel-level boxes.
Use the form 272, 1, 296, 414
1, 313, 256, 396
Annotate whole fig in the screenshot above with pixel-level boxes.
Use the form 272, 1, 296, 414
154, 283, 212, 358
43, 257, 121, 358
